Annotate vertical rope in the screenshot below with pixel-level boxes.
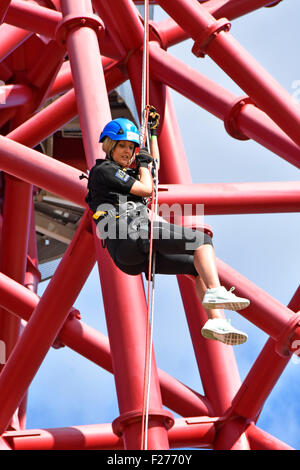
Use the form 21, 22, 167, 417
140, 0, 158, 451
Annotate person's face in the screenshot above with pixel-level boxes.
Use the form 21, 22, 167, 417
111, 140, 135, 167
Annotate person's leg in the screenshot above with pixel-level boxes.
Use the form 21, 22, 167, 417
193, 244, 221, 290
194, 275, 223, 319
150, 222, 250, 311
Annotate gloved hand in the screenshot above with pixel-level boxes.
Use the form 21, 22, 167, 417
136, 147, 153, 168
148, 106, 160, 136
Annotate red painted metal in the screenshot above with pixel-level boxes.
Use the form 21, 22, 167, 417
0, 212, 95, 435
0, 0, 297, 451
1, 417, 217, 450
0, 271, 212, 418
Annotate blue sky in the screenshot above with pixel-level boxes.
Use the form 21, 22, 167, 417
25, 2, 300, 450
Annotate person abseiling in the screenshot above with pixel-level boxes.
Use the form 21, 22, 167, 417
85, 115, 250, 346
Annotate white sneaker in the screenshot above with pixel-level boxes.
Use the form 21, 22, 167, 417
201, 318, 248, 345
202, 286, 250, 311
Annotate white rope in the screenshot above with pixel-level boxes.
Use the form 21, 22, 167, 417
140, 0, 160, 450
143, 158, 159, 450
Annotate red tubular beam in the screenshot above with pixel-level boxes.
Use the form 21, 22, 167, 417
213, 417, 251, 450
0, 213, 96, 435
92, 0, 129, 58
231, 338, 291, 421
217, 258, 299, 343
0, 84, 33, 108
0, 137, 297, 217
205, 0, 283, 19
150, 43, 300, 169
156, 0, 300, 150
2, 418, 216, 450
47, 55, 119, 99
0, 272, 212, 418
247, 423, 294, 451
157, 181, 300, 215
59, 0, 111, 167
61, 0, 170, 449
5, 0, 61, 38
0, 61, 13, 82
93, 0, 144, 51
95, 239, 172, 449
0, 135, 86, 207
46, 61, 74, 97
0, 23, 32, 62
231, 290, 299, 422
0, 176, 32, 363
0, 108, 15, 128
0, 85, 32, 109
141, 78, 242, 419
6, 89, 77, 148
62, 319, 212, 417
0, 178, 32, 288
6, 60, 126, 150
0, 0, 12, 23
154, 0, 281, 49
5, 0, 123, 60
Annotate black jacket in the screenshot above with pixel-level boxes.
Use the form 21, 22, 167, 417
86, 158, 143, 213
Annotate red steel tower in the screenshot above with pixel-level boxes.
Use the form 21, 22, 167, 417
0, 0, 299, 451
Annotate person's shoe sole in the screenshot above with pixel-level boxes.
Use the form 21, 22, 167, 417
201, 328, 248, 345
202, 300, 250, 311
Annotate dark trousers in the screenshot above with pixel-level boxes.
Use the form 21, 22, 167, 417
99, 218, 213, 277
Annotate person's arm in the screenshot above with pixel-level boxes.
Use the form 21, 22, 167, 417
148, 106, 160, 170
130, 165, 153, 197
150, 133, 160, 170
129, 148, 153, 197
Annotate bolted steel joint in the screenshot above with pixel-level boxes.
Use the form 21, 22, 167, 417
224, 96, 253, 141
55, 13, 105, 46
112, 408, 174, 438
52, 308, 81, 349
192, 17, 231, 58
275, 312, 300, 358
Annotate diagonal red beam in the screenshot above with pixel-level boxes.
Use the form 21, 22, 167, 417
247, 423, 294, 450
153, 0, 282, 49
0, 36, 67, 402
5, 0, 61, 37
0, 135, 87, 206
150, 43, 300, 169
5, 60, 126, 150
24, 39, 66, 111
6, 89, 77, 148
0, 84, 32, 108
156, 0, 300, 150
217, 258, 300, 344
231, 288, 300, 422
204, 0, 283, 19
46, 55, 123, 99
5, 0, 123, 60
0, 0, 12, 24
135, 76, 243, 427
0, 23, 32, 62
0, 212, 96, 435
0, 271, 213, 418
93, 0, 144, 51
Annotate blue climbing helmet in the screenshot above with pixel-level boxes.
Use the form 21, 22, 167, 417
99, 118, 140, 146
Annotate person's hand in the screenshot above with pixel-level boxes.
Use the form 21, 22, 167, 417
136, 147, 153, 168
148, 106, 160, 135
